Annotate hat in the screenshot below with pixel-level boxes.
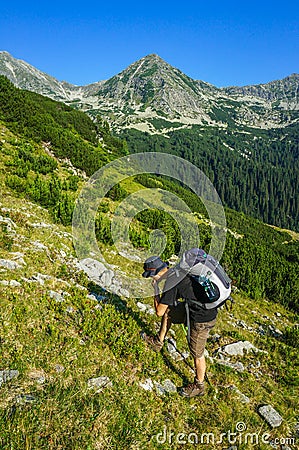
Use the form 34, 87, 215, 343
142, 256, 168, 278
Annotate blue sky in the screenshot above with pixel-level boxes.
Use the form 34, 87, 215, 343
0, 0, 298, 87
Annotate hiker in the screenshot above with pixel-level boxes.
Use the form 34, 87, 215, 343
142, 254, 218, 398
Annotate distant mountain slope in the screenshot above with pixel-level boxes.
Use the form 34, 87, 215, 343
1, 51, 298, 132
0, 76, 127, 177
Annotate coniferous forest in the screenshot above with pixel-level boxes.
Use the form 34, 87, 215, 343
120, 125, 299, 232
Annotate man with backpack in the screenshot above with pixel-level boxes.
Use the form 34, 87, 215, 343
142, 249, 231, 398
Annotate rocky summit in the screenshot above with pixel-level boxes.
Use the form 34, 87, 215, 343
1, 51, 298, 132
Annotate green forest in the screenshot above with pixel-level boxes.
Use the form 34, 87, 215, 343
120, 125, 299, 232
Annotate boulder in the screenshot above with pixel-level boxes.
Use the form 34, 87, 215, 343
258, 405, 283, 428
220, 341, 265, 357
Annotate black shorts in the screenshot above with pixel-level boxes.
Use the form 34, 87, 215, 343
168, 301, 186, 324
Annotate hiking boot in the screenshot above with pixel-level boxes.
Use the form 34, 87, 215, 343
180, 379, 205, 398
143, 334, 164, 352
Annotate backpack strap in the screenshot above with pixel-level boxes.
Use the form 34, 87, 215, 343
185, 301, 191, 343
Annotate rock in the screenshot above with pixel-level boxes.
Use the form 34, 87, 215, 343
257, 325, 267, 336
23, 273, 52, 285
258, 405, 283, 428
161, 379, 177, 393
0, 370, 19, 387
215, 360, 245, 373
268, 325, 283, 338
136, 302, 147, 312
220, 340, 265, 357
79, 258, 110, 283
166, 338, 189, 361
31, 241, 48, 251
136, 301, 155, 315
49, 290, 65, 302
54, 365, 65, 373
9, 279, 21, 287
118, 287, 130, 298
139, 378, 177, 395
87, 376, 112, 393
0, 215, 17, 233
15, 394, 37, 405
209, 333, 221, 343
0, 279, 21, 287
0, 259, 21, 270
100, 269, 114, 287
87, 293, 106, 302
29, 222, 52, 229
139, 378, 154, 391
228, 384, 250, 403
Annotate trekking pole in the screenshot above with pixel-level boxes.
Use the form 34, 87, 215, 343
166, 338, 217, 396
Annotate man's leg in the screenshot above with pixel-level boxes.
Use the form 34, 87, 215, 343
180, 319, 216, 398
157, 309, 172, 342
194, 355, 206, 383
143, 309, 172, 352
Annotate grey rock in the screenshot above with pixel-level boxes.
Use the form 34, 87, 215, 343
30, 222, 52, 229
79, 258, 110, 283
136, 301, 155, 315
228, 384, 250, 403
220, 340, 265, 357
139, 378, 154, 391
118, 287, 130, 298
257, 325, 267, 336
268, 325, 283, 338
140, 378, 177, 395
237, 320, 248, 329
215, 360, 245, 372
54, 364, 65, 373
166, 338, 189, 361
87, 376, 112, 393
0, 215, 17, 232
31, 241, 48, 250
161, 379, 177, 393
15, 394, 37, 405
0, 259, 21, 270
258, 405, 283, 428
9, 279, 21, 287
100, 269, 114, 287
0, 370, 19, 387
0, 279, 21, 287
49, 290, 65, 302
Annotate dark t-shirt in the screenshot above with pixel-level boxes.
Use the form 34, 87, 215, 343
159, 269, 218, 323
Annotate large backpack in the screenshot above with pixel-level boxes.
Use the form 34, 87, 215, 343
179, 248, 232, 310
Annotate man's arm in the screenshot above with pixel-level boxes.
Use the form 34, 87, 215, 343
152, 279, 169, 317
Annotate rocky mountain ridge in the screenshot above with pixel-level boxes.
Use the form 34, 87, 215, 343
1, 51, 298, 133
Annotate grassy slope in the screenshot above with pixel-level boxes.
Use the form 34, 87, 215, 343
0, 126, 298, 449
